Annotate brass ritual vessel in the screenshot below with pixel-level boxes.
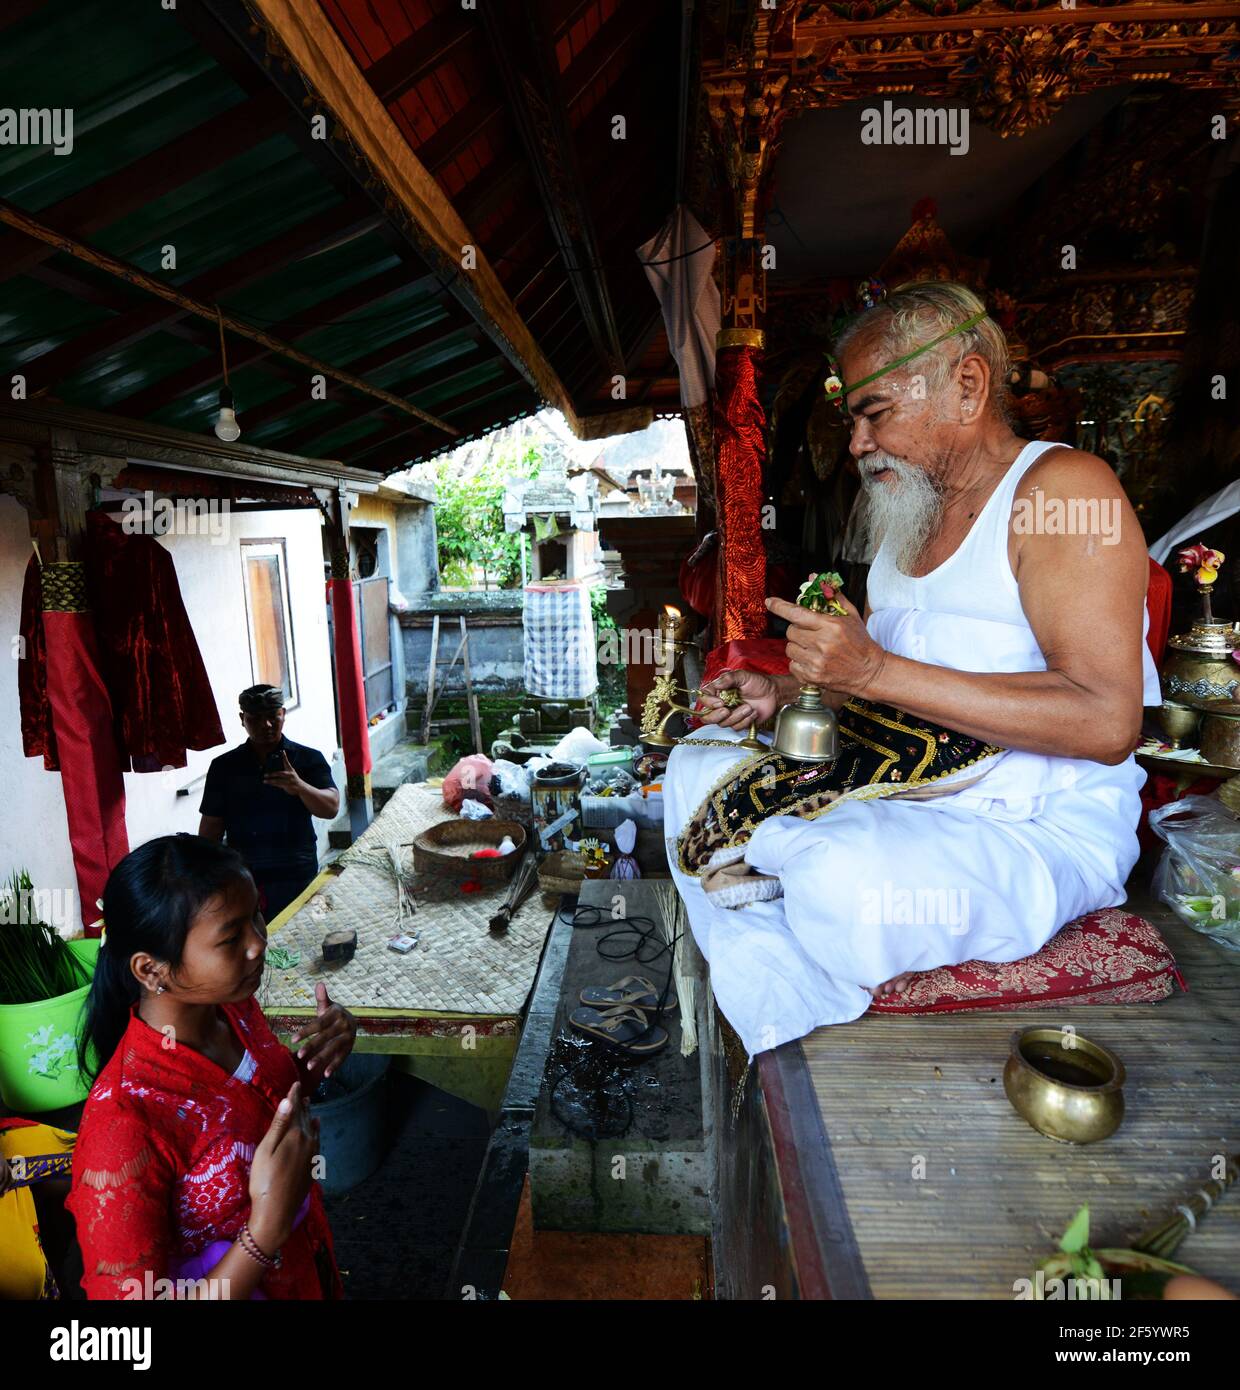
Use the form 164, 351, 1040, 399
639, 675, 766, 750
1003, 1026, 1126, 1145
1160, 620, 1239, 705
1154, 699, 1202, 750
771, 684, 840, 764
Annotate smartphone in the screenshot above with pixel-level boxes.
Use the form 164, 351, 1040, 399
264, 750, 284, 774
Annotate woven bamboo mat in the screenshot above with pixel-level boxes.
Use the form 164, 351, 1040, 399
260, 784, 548, 1016
336, 782, 453, 865
800, 886, 1240, 1298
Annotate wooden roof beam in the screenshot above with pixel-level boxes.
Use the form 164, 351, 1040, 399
274, 341, 491, 452
0, 90, 288, 285
478, 1, 624, 374
239, 315, 479, 434
363, 11, 472, 104
244, 0, 647, 442
110, 263, 435, 416
25, 262, 300, 392
415, 99, 506, 178
560, 0, 662, 113
348, 374, 533, 473
19, 200, 384, 391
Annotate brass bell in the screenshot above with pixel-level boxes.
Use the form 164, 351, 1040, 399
772, 684, 840, 763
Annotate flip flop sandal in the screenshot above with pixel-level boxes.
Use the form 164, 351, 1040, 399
568, 1004, 669, 1056
579, 975, 677, 1013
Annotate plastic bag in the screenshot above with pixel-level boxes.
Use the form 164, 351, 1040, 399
1149, 795, 1240, 953
549, 725, 608, 764
490, 759, 532, 800
443, 754, 494, 812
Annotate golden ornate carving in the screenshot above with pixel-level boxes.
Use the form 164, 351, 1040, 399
965, 27, 1103, 138
700, 5, 1240, 139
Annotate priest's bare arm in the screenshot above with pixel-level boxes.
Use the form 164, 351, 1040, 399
767, 450, 1148, 766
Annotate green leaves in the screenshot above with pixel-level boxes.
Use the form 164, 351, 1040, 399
1060, 1204, 1091, 1254
796, 570, 848, 615
0, 871, 90, 1006
434, 445, 540, 589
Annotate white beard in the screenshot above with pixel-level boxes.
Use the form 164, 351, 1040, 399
859, 452, 945, 574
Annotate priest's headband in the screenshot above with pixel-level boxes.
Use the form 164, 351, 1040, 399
824, 308, 989, 413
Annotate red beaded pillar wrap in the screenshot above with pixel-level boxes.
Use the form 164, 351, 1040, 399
713, 332, 768, 642
327, 545, 372, 799
41, 561, 129, 935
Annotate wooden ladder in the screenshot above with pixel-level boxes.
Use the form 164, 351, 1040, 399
419, 613, 483, 754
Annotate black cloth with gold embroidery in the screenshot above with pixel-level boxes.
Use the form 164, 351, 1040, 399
676, 697, 1003, 876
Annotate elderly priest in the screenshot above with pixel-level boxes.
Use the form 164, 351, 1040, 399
665, 281, 1159, 1058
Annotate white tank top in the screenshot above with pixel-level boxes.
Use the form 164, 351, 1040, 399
865, 440, 1159, 889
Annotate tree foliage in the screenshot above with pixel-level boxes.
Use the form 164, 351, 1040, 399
434, 446, 540, 588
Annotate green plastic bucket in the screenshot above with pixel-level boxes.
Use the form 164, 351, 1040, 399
0, 937, 99, 1113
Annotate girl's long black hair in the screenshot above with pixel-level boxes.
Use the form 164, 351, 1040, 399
79, 835, 251, 1080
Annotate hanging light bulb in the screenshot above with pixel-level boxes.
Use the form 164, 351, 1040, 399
212, 304, 241, 441
214, 385, 241, 442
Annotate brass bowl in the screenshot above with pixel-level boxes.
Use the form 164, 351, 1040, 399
1003, 1026, 1125, 1145
1154, 700, 1201, 751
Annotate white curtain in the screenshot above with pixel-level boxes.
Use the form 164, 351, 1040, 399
637, 205, 719, 409
1150, 478, 1240, 564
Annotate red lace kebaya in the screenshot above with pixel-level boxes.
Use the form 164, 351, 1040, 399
67, 995, 341, 1300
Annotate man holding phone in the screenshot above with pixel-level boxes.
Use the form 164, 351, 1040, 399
199, 684, 341, 921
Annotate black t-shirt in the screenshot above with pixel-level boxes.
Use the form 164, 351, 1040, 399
199, 736, 335, 877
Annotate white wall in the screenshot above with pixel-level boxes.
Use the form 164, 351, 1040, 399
0, 494, 341, 931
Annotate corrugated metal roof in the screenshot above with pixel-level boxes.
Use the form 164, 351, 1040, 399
0, 0, 682, 475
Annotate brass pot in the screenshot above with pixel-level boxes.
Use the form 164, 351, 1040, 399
1200, 711, 1240, 769
1003, 1026, 1125, 1144
1155, 700, 1201, 750
1161, 621, 1239, 704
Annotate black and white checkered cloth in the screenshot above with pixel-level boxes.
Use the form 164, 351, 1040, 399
523, 582, 597, 699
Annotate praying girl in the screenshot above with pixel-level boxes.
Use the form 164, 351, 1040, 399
67, 835, 356, 1299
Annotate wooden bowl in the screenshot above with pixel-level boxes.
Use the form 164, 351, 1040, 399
411, 819, 527, 883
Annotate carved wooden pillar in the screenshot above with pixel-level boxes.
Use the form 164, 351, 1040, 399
714, 236, 769, 643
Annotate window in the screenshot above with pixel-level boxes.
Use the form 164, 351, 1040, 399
240, 539, 299, 708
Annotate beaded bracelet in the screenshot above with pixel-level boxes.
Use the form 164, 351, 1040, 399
236, 1222, 282, 1270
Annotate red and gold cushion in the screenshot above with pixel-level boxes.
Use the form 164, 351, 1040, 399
867, 909, 1186, 1015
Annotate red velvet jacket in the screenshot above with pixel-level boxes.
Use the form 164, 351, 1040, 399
67, 995, 340, 1300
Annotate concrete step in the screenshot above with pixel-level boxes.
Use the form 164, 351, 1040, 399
528, 878, 708, 1237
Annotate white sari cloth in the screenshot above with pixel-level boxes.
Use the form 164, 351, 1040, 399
664, 442, 1160, 1057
